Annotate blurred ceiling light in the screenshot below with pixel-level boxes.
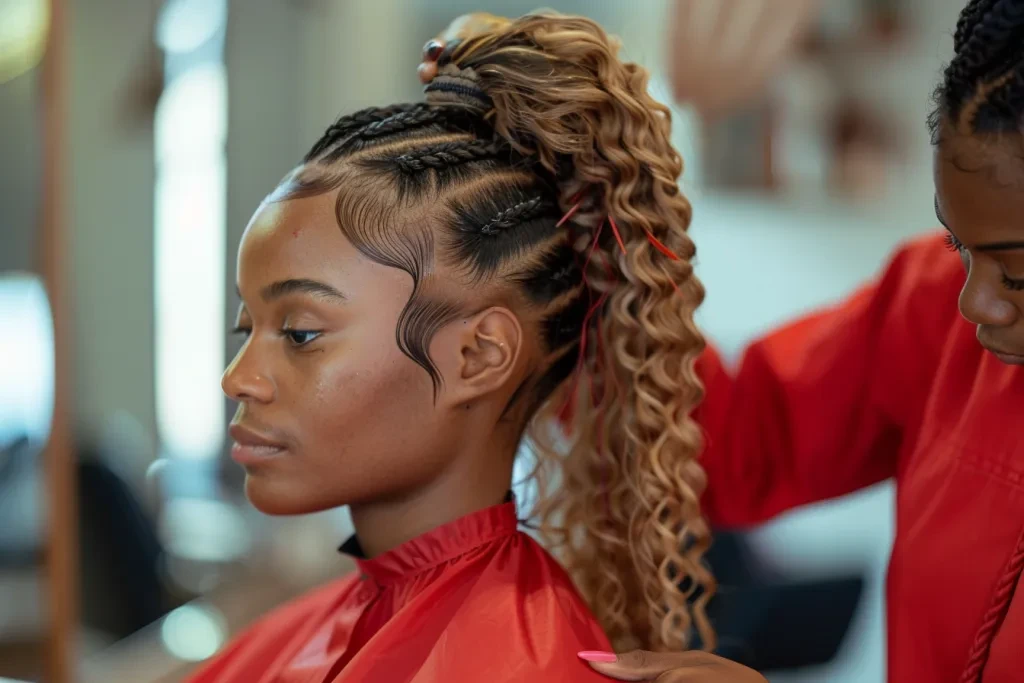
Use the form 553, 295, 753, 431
0, 0, 50, 84
156, 0, 227, 54
160, 603, 227, 662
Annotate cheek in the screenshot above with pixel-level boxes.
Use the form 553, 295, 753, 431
299, 330, 437, 459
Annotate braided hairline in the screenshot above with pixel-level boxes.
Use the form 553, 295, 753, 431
940, 0, 1024, 132
309, 102, 577, 241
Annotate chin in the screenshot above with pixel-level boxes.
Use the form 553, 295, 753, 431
244, 476, 337, 516
983, 346, 1024, 365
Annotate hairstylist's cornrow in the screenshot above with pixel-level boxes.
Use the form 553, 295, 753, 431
932, 0, 1024, 139
286, 12, 711, 653
954, 0, 999, 51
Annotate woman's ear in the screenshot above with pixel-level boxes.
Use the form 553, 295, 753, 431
432, 306, 522, 408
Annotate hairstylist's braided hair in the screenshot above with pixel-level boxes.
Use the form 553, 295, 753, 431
286, 12, 713, 652
930, 0, 1024, 140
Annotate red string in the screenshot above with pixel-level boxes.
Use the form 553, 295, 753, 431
643, 228, 681, 261
556, 196, 583, 228
607, 215, 627, 254
559, 220, 607, 420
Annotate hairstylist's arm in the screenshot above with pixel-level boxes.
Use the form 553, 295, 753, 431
696, 235, 963, 528
580, 650, 765, 682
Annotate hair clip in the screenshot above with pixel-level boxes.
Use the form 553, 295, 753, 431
422, 40, 445, 63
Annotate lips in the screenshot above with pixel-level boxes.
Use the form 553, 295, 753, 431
228, 423, 288, 464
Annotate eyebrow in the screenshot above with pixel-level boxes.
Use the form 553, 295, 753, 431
234, 279, 348, 303
934, 196, 1024, 252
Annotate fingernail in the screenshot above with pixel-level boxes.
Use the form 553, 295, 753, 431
578, 651, 618, 663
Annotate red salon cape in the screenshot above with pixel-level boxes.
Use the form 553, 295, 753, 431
696, 233, 1024, 683
185, 502, 611, 682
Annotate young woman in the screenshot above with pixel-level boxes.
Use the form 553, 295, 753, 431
581, 1, 1024, 682
186, 12, 721, 683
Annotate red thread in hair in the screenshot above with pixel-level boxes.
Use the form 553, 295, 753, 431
644, 229, 680, 260
607, 215, 627, 254
556, 194, 583, 228
559, 220, 607, 420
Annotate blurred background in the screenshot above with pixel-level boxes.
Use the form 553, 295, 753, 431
0, 0, 965, 681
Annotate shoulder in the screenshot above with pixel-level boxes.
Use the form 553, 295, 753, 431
423, 533, 612, 681
502, 533, 605, 627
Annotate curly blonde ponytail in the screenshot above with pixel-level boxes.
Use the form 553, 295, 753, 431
446, 13, 715, 651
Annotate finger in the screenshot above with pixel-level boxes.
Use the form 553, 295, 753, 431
417, 61, 438, 84
580, 650, 710, 681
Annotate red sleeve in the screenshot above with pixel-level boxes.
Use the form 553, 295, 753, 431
695, 233, 964, 528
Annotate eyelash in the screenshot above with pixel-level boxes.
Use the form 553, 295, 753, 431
943, 234, 1024, 291
943, 233, 965, 253
1003, 276, 1024, 291
231, 327, 323, 346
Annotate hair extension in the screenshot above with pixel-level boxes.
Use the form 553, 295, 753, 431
931, 0, 1024, 141
282, 12, 712, 652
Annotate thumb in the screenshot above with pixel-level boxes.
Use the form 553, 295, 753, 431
579, 650, 705, 681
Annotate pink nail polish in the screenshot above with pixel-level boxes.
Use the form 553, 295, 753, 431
578, 651, 618, 663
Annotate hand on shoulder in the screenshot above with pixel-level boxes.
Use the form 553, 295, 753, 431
579, 649, 766, 682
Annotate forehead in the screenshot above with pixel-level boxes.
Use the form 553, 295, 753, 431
238, 190, 363, 287
934, 134, 1024, 240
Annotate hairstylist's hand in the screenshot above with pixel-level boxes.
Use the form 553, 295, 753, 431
580, 650, 766, 682
416, 12, 510, 83
668, 0, 821, 118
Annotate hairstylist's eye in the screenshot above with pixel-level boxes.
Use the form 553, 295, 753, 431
1002, 274, 1024, 291
282, 329, 322, 347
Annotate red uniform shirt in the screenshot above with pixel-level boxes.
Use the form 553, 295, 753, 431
185, 502, 611, 682
696, 233, 1024, 682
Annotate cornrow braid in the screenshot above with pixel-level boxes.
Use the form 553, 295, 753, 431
304, 103, 424, 162
476, 197, 553, 235
934, 0, 1024, 137
362, 107, 457, 139
393, 140, 505, 174
976, 63, 1024, 128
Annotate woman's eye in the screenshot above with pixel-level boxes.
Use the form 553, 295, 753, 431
232, 326, 252, 339
283, 329, 322, 346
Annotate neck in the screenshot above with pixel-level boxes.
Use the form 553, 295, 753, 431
349, 441, 517, 558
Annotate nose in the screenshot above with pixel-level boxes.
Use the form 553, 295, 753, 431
958, 269, 1018, 328
222, 343, 276, 404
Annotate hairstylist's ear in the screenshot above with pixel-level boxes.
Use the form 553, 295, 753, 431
441, 307, 522, 406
